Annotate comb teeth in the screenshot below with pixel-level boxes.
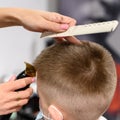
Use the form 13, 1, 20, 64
40, 20, 119, 38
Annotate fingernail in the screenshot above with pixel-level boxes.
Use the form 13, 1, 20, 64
60, 24, 69, 30
32, 78, 35, 82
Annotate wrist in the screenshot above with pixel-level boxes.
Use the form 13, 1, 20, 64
0, 8, 22, 27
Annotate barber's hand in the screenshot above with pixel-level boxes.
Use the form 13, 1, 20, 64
0, 75, 34, 115
56, 36, 81, 44
14, 8, 76, 32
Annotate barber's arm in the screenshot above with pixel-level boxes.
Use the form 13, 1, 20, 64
0, 8, 76, 32
0, 8, 81, 44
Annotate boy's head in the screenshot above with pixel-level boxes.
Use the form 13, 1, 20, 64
34, 41, 117, 120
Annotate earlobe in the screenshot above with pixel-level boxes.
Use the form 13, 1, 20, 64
48, 105, 63, 120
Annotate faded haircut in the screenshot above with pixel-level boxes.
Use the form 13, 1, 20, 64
34, 41, 117, 120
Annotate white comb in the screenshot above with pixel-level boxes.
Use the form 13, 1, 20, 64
40, 20, 119, 38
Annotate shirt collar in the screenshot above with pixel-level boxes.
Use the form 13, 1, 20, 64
99, 116, 107, 120
35, 112, 107, 120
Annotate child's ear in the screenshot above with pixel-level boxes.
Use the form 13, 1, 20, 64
48, 105, 63, 120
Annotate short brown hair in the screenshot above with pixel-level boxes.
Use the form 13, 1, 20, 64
34, 41, 117, 120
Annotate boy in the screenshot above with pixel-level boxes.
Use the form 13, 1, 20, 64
34, 40, 117, 120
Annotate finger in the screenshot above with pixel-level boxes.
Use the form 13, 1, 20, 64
58, 15, 76, 26
3, 99, 28, 115
15, 88, 33, 100
3, 88, 32, 104
7, 77, 34, 91
52, 14, 76, 26
54, 37, 67, 44
0, 81, 13, 91
1, 106, 21, 115
42, 12, 76, 26
16, 99, 29, 107
55, 39, 64, 44
6, 99, 29, 109
41, 20, 70, 32
64, 36, 81, 44
8, 106, 21, 113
